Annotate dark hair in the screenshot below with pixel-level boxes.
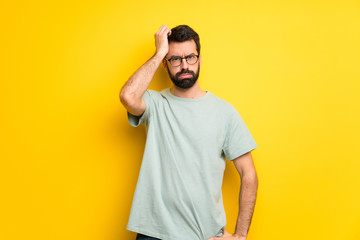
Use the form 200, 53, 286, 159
168, 25, 200, 55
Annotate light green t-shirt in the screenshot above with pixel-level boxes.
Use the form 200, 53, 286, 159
126, 88, 257, 240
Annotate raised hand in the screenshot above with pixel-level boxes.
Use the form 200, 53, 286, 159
154, 24, 171, 58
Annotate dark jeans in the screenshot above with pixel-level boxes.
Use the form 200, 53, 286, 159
136, 233, 161, 240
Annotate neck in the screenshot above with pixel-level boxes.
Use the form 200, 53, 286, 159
170, 82, 207, 99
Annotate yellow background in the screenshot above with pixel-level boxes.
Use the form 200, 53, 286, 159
1, 0, 359, 239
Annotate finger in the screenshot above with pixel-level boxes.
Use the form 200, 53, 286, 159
155, 25, 167, 37
159, 29, 170, 39
164, 29, 171, 38
161, 25, 170, 34
161, 24, 169, 31
155, 28, 166, 39
157, 24, 168, 35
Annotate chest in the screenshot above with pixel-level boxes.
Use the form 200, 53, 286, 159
150, 99, 227, 151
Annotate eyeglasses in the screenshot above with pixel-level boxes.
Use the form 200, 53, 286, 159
165, 54, 199, 67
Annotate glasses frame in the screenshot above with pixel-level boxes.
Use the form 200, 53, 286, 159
164, 54, 200, 67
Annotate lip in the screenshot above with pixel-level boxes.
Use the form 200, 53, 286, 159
179, 73, 192, 79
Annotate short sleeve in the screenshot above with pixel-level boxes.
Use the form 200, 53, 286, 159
222, 107, 258, 161
127, 90, 153, 127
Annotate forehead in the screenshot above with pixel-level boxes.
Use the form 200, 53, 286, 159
167, 40, 197, 57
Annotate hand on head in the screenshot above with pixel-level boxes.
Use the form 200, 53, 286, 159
154, 24, 171, 58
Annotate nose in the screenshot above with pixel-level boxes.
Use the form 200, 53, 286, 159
180, 58, 189, 69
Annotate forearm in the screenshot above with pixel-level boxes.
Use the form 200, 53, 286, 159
120, 53, 164, 102
233, 174, 258, 239
120, 25, 171, 105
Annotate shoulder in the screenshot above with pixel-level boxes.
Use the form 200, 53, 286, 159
209, 92, 239, 116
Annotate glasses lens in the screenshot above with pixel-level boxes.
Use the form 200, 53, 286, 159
186, 55, 198, 65
170, 57, 181, 67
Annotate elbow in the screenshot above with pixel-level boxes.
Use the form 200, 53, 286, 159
120, 90, 142, 112
119, 90, 132, 107
243, 171, 258, 188
119, 90, 127, 105
253, 173, 259, 188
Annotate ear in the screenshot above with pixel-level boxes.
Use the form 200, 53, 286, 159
199, 54, 201, 67
162, 59, 168, 72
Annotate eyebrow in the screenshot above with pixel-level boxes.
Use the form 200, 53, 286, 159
169, 53, 196, 58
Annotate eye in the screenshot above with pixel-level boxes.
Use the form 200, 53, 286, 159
171, 57, 181, 61
186, 55, 195, 60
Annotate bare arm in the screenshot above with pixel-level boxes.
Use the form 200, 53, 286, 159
233, 152, 258, 240
119, 24, 171, 116
208, 152, 258, 240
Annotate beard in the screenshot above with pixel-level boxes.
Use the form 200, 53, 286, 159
167, 64, 200, 89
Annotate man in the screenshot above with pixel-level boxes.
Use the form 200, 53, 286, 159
120, 24, 258, 240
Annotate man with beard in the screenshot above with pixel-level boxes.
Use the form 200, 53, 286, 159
120, 25, 258, 240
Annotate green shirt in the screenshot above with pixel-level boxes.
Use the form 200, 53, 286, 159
126, 88, 257, 240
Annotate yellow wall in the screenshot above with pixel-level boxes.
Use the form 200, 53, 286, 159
1, 0, 359, 239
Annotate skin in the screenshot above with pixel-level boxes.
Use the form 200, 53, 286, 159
207, 151, 258, 240
162, 40, 205, 99
120, 25, 258, 240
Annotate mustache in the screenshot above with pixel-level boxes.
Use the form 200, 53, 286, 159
175, 69, 195, 78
